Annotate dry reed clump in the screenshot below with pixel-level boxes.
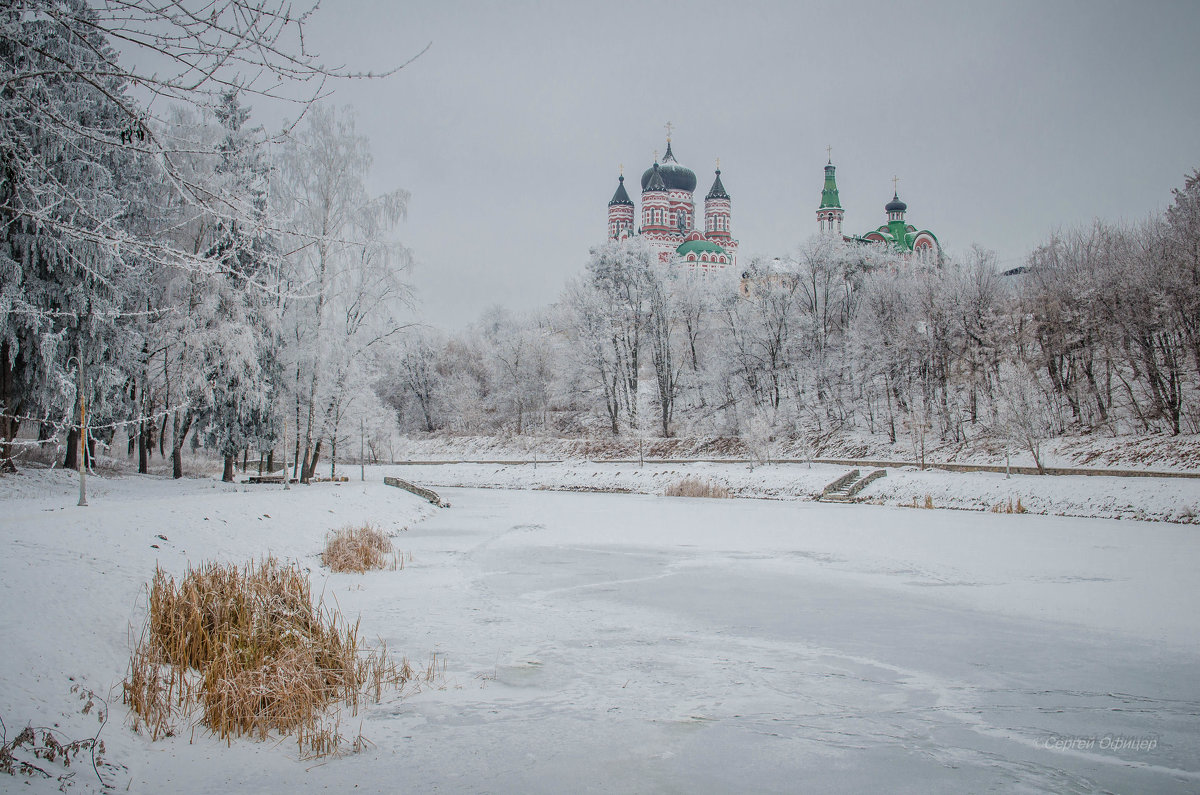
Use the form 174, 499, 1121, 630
662, 477, 731, 499
910, 494, 936, 509
321, 523, 398, 573
123, 557, 418, 758
990, 498, 1027, 514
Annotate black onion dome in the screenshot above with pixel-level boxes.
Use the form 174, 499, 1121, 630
706, 169, 729, 201
885, 193, 907, 213
644, 162, 667, 192
640, 140, 697, 193
609, 175, 634, 206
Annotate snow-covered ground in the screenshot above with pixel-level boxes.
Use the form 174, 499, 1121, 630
2, 468, 1199, 792
391, 431, 1200, 473
386, 460, 1200, 523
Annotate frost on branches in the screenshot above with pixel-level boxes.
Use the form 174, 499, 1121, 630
0, 2, 418, 477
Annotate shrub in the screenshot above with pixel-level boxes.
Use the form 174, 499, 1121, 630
322, 524, 396, 573
124, 557, 416, 758
663, 477, 731, 499
1, 686, 112, 789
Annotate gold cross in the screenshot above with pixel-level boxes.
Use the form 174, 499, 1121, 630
619, 163, 623, 176
653, 149, 658, 162
716, 157, 720, 170
826, 144, 833, 162
892, 174, 900, 193
664, 121, 673, 142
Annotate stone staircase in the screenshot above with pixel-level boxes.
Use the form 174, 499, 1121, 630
819, 468, 887, 502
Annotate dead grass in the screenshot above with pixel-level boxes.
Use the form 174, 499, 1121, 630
321, 523, 398, 573
990, 498, 1028, 514
909, 494, 936, 509
124, 557, 425, 758
662, 477, 731, 499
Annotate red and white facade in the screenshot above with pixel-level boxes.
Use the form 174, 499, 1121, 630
606, 139, 738, 269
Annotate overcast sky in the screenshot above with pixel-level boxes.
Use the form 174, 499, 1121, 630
286, 0, 1200, 330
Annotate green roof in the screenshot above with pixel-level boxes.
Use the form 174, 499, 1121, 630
676, 239, 727, 256
819, 163, 841, 209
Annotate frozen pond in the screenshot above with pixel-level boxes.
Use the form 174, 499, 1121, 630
346, 487, 1200, 793
4, 476, 1197, 793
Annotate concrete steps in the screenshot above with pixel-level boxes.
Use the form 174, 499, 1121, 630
819, 468, 887, 502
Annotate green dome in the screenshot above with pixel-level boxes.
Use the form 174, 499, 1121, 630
676, 239, 727, 256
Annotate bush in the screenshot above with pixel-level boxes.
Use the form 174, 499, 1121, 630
663, 477, 731, 499
321, 523, 396, 573
124, 557, 415, 758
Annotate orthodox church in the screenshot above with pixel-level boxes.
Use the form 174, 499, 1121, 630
606, 131, 738, 269
604, 133, 940, 269
817, 156, 940, 256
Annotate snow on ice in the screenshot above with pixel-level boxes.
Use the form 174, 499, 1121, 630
1, 467, 1198, 793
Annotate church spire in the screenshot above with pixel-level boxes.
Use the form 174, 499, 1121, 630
706, 166, 729, 201
820, 159, 842, 210
645, 160, 667, 192
607, 167, 635, 240
609, 173, 633, 206
704, 160, 733, 244
817, 154, 845, 235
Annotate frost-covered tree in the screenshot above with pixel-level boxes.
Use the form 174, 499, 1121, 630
1, 1, 419, 474
274, 104, 409, 482
0, 1, 152, 470
565, 239, 657, 435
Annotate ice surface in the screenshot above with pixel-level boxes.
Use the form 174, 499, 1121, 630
1, 471, 1197, 792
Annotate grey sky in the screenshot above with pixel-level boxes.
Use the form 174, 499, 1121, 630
296, 0, 1200, 330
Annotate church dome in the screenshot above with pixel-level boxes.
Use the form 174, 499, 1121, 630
676, 239, 727, 256
885, 193, 907, 213
641, 141, 697, 193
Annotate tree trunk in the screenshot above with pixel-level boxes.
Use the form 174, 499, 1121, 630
138, 419, 149, 474
0, 340, 20, 469
222, 453, 235, 482
171, 409, 193, 479
310, 438, 324, 480
65, 427, 79, 470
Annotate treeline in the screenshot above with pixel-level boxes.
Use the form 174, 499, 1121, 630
390, 170, 1200, 470
0, 2, 410, 480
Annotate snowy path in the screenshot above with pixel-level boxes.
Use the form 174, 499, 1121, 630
2, 479, 1198, 792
